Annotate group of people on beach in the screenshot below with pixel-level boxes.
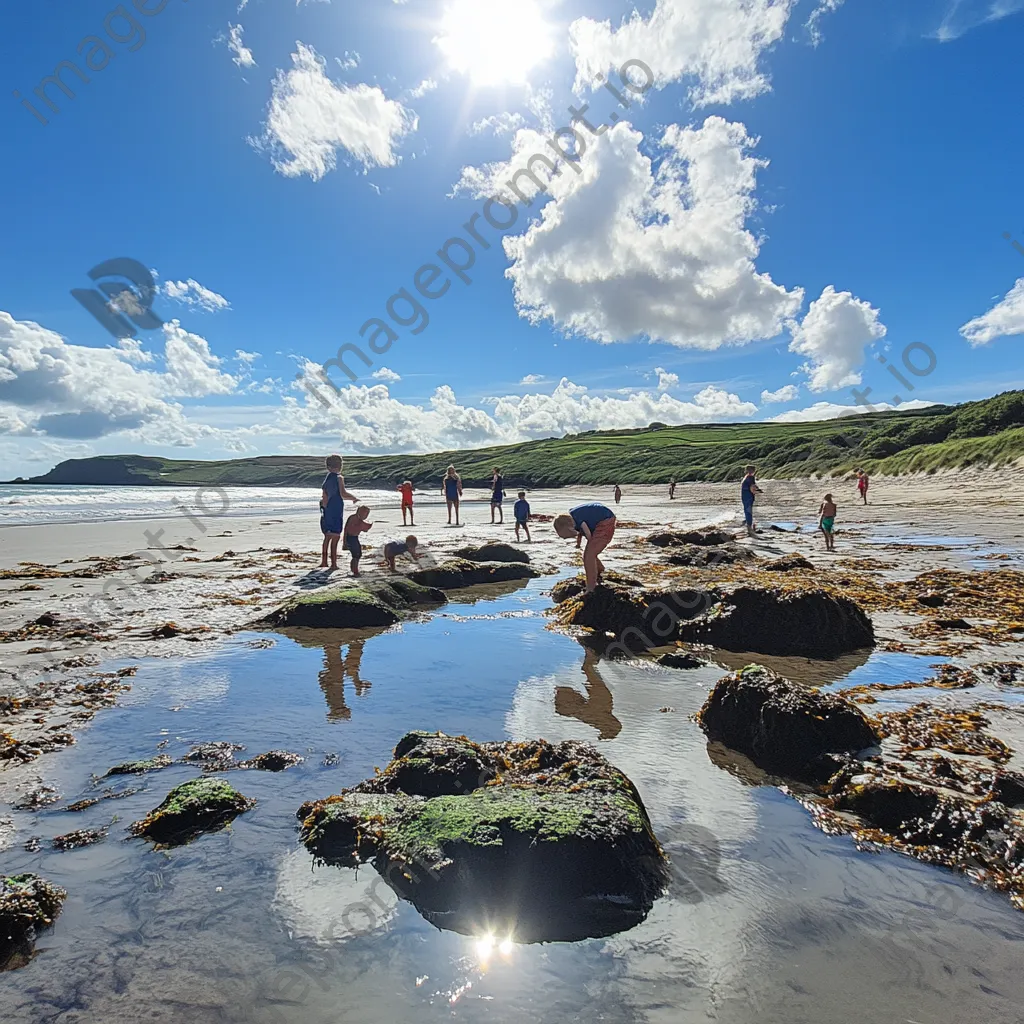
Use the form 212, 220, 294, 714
318, 457, 532, 577
319, 453, 873, 587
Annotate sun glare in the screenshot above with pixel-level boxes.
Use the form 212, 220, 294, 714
436, 0, 553, 86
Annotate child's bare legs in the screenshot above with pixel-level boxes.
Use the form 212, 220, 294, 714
516, 523, 530, 542
320, 534, 329, 568
453, 500, 460, 526
402, 506, 408, 526
327, 534, 340, 569
497, 505, 503, 524
446, 499, 453, 525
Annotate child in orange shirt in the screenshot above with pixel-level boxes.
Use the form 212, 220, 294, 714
397, 480, 415, 526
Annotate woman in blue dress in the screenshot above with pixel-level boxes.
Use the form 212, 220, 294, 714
441, 464, 463, 526
319, 454, 357, 569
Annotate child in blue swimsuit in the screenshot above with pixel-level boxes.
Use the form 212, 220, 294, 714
490, 467, 505, 524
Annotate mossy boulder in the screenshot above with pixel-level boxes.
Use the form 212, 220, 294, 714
1, 874, 67, 971
130, 777, 255, 847
697, 665, 880, 782
407, 559, 540, 590
550, 571, 641, 605
104, 755, 173, 777
258, 577, 447, 629
453, 543, 530, 564
678, 586, 874, 658
297, 732, 667, 942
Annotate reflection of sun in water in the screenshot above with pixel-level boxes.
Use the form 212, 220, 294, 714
436, 0, 553, 85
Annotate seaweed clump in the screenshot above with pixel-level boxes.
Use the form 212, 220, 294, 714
104, 755, 173, 777
297, 731, 667, 942
697, 664, 880, 782
1, 874, 67, 971
130, 778, 254, 847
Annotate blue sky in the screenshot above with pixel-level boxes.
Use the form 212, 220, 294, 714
1, 0, 1023, 476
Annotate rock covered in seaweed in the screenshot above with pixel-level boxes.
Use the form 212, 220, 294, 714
453, 543, 530, 564
297, 731, 667, 942
104, 755, 172, 777
257, 576, 447, 629
407, 559, 540, 589
241, 750, 304, 772
678, 585, 874, 658
697, 665, 880, 782
130, 777, 254, 847
647, 528, 735, 547
1, 874, 67, 971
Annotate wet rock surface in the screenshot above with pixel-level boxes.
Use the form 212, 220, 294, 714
297, 731, 667, 942
678, 585, 875, 659
666, 544, 755, 567
408, 558, 541, 590
52, 827, 107, 851
104, 755, 173, 777
0, 874, 66, 971
240, 750, 304, 772
647, 528, 735, 547
453, 542, 530, 564
697, 665, 881, 782
656, 650, 709, 670
258, 577, 447, 630
129, 778, 255, 847
763, 554, 816, 572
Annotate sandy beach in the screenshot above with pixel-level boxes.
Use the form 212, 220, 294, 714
2, 471, 1022, 793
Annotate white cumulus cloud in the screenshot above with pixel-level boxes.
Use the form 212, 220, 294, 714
959, 278, 1024, 347
371, 366, 402, 382
654, 367, 679, 391
788, 285, 886, 392
760, 383, 799, 403
253, 42, 417, 179
570, 0, 797, 106
162, 278, 231, 313
499, 118, 803, 350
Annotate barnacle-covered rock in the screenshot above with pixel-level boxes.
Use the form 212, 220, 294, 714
407, 559, 540, 589
297, 732, 667, 942
1, 874, 67, 971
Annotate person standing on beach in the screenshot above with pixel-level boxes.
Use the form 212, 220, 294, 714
741, 465, 761, 538
397, 480, 415, 526
554, 502, 617, 593
857, 469, 870, 505
818, 493, 837, 552
514, 490, 531, 542
613, 484, 622, 505
490, 467, 505, 524
442, 465, 463, 526
320, 454, 357, 569
669, 480, 676, 500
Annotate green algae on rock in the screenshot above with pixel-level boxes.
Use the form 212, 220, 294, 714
297, 732, 667, 942
256, 576, 447, 629
697, 664, 881, 782
407, 559, 541, 590
1, 874, 67, 971
104, 754, 173, 777
130, 777, 254, 847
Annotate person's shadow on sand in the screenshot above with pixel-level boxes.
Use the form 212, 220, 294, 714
318, 639, 371, 720
554, 648, 622, 740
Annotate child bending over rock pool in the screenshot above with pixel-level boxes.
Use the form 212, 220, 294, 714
554, 503, 616, 593
382, 535, 422, 571
343, 506, 374, 576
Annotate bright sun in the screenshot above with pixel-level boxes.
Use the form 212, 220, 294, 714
436, 0, 553, 86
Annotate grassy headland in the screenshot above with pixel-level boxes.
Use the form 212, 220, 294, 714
14, 391, 1024, 489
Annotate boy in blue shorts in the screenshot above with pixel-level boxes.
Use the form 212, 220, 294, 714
514, 491, 531, 542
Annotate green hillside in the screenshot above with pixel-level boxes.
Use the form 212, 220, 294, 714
15, 390, 1024, 489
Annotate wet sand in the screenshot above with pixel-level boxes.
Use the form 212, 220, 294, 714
1, 470, 1022, 815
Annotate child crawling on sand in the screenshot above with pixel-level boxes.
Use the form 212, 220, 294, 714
819, 493, 837, 552
382, 535, 422, 571
554, 502, 616, 593
342, 506, 374, 576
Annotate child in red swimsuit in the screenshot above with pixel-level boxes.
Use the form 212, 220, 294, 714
397, 480, 414, 526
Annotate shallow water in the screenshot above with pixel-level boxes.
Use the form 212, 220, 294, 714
4, 577, 1024, 1024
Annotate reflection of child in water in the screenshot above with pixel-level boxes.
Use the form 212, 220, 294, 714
554, 649, 622, 740
318, 640, 370, 721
